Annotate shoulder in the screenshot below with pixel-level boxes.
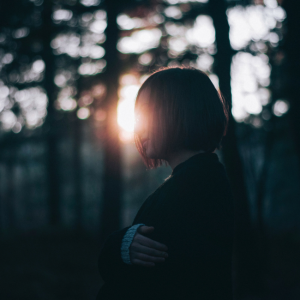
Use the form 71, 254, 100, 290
167, 161, 234, 215
155, 160, 232, 199
170, 160, 231, 192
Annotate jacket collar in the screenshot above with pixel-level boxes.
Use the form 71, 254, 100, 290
171, 152, 219, 176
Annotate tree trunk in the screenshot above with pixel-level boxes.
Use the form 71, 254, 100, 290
6, 156, 15, 231
281, 0, 300, 175
99, 0, 123, 243
208, 0, 261, 298
73, 116, 84, 232
41, 0, 61, 227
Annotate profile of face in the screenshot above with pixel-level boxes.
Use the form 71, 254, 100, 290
135, 88, 164, 159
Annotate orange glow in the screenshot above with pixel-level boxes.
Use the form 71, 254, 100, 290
94, 109, 106, 121
119, 130, 134, 143
117, 78, 140, 130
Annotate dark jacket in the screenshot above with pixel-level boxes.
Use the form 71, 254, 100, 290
97, 152, 234, 300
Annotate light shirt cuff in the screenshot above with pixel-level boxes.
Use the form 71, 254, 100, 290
121, 223, 145, 265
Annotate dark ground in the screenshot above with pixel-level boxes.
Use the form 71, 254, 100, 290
263, 232, 300, 300
0, 229, 103, 300
1, 229, 300, 300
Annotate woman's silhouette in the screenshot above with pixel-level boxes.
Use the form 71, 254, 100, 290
97, 66, 234, 300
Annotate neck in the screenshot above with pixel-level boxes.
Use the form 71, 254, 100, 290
166, 149, 206, 171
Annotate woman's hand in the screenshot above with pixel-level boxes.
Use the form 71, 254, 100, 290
129, 225, 168, 267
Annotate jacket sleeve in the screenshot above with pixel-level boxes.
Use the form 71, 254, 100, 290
98, 192, 156, 283
98, 226, 130, 282
98, 224, 145, 282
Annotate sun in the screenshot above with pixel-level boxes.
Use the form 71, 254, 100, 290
117, 84, 140, 140
117, 96, 135, 132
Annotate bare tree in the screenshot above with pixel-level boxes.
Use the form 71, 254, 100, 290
208, 0, 262, 298
281, 0, 300, 175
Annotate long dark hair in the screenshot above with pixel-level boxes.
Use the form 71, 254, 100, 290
134, 65, 229, 170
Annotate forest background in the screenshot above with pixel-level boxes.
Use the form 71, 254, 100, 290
0, 0, 300, 299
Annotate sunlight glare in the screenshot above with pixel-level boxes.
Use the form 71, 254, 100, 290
168, 37, 188, 55
56, 86, 77, 111
164, 6, 183, 19
90, 20, 107, 34
13, 87, 48, 129
231, 52, 271, 121
117, 29, 162, 54
164, 0, 208, 3
80, 0, 101, 7
53, 9, 73, 21
78, 59, 106, 75
138, 53, 153, 65
196, 53, 214, 71
2, 53, 13, 64
77, 107, 90, 119
227, 4, 286, 50
164, 22, 186, 37
0, 110, 17, 130
273, 100, 289, 117
117, 84, 139, 133
186, 15, 215, 48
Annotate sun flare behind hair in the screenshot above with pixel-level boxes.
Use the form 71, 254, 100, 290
133, 65, 229, 170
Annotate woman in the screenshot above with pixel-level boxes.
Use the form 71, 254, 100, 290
97, 66, 234, 300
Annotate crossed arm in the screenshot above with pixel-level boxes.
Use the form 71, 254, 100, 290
98, 223, 169, 282
98, 226, 131, 283
98, 179, 234, 299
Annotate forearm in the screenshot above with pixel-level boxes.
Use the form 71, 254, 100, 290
98, 226, 131, 282
98, 223, 145, 282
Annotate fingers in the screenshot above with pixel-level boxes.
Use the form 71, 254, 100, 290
132, 253, 166, 266
130, 227, 169, 268
131, 241, 168, 258
138, 225, 154, 234
135, 252, 166, 263
131, 259, 155, 268
136, 234, 168, 252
